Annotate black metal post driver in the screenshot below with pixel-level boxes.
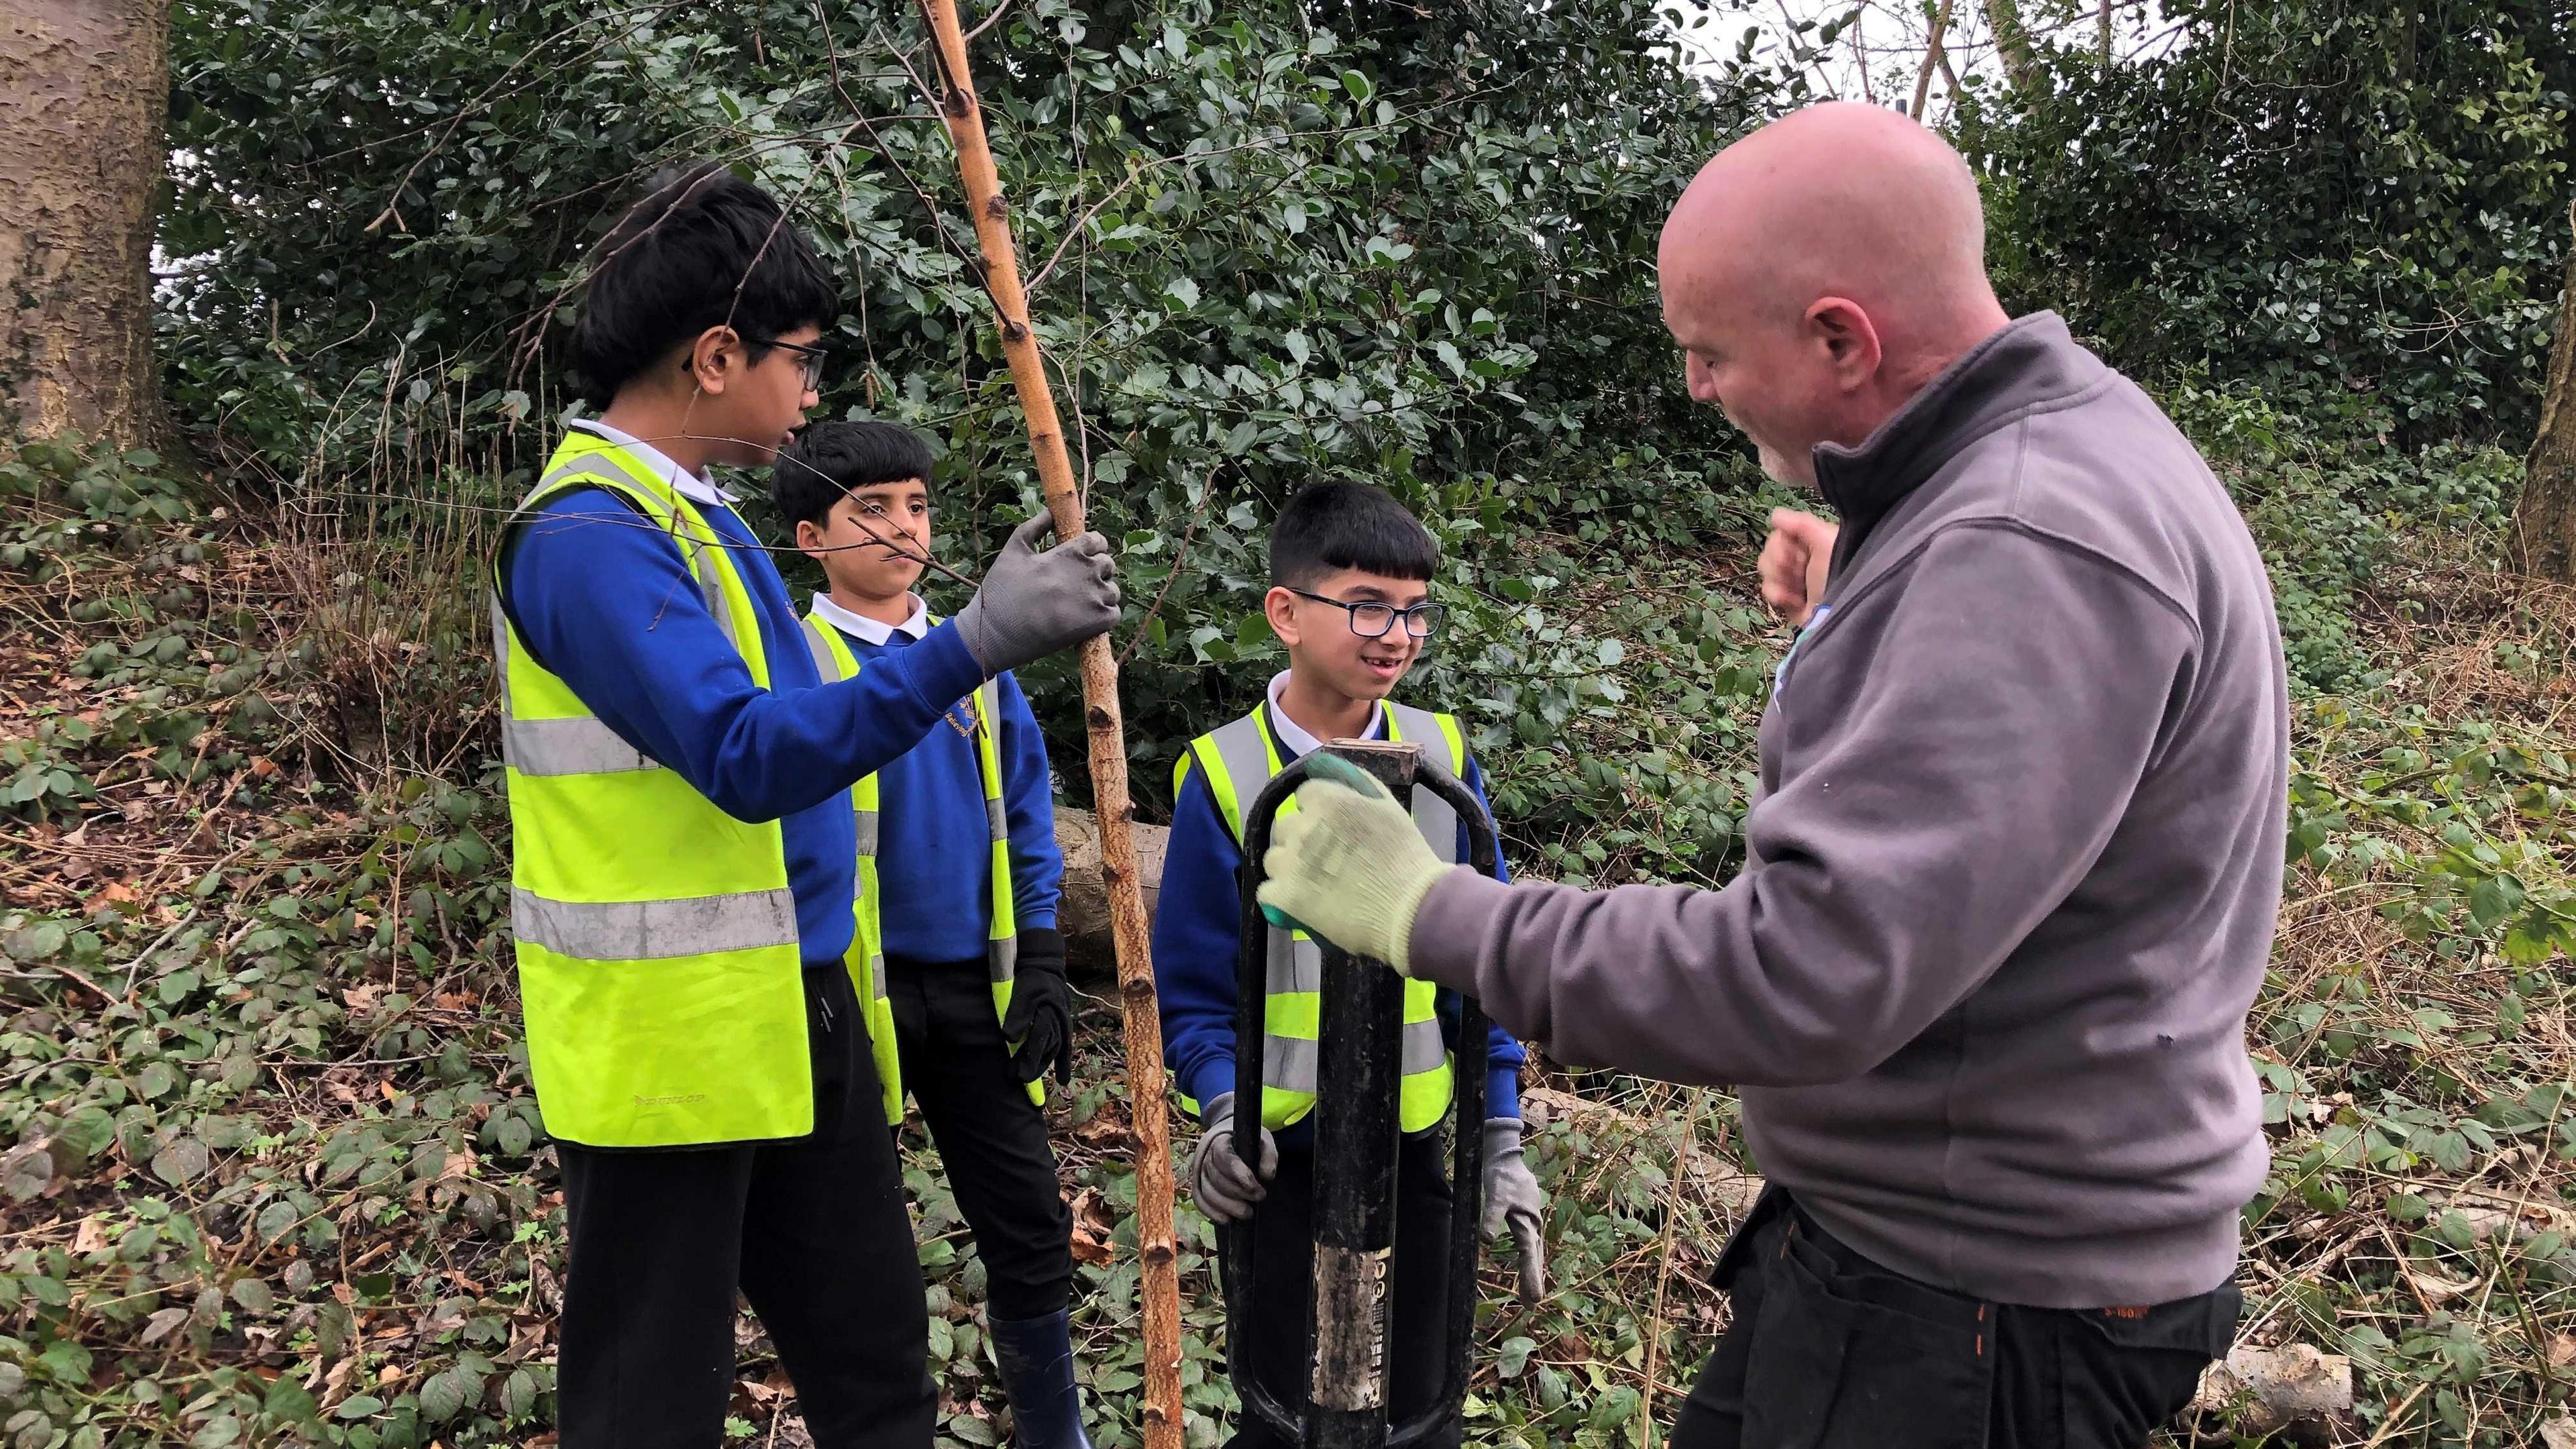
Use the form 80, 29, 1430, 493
1224, 737, 1504, 1449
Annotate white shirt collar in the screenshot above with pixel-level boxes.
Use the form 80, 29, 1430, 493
567, 417, 741, 507
1265, 670, 1385, 757
810, 591, 930, 645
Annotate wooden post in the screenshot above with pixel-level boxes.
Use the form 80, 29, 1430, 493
914, 3, 1185, 1445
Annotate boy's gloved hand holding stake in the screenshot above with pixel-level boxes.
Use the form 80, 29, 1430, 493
955, 513, 1120, 678
1256, 754, 1548, 1302
1187, 1092, 1277, 1223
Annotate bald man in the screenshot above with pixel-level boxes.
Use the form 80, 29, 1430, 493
1256, 104, 2286, 1446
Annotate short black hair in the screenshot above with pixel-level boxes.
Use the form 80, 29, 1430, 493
574, 162, 840, 398
1268, 482, 1439, 588
772, 420, 936, 527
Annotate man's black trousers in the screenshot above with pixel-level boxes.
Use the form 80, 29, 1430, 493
1226, 1130, 1462, 1449
553, 962, 936, 1449
1670, 1188, 2237, 1449
886, 953, 1073, 1321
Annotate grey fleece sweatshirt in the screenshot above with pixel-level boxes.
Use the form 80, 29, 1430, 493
1409, 313, 2288, 1308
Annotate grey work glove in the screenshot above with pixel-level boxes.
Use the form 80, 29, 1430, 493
951, 512, 1120, 677
1187, 1092, 1277, 1224
1481, 1117, 1548, 1304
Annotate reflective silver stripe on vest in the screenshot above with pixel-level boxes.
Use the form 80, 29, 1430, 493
1265, 1034, 1320, 1092
869, 951, 889, 1004
1264, 1019, 1446, 1092
491, 592, 660, 776
853, 809, 880, 859
1402, 1018, 1448, 1075
975, 677, 1016, 986
1267, 931, 1322, 996
1385, 702, 1461, 865
1203, 714, 1276, 839
802, 616, 840, 680
513, 886, 798, 961
504, 715, 659, 776
490, 594, 515, 714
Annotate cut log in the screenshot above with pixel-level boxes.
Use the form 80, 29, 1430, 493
1054, 806, 1168, 971
2192, 1343, 2356, 1444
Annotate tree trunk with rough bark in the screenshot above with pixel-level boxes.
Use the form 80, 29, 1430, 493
0, 0, 169, 448
1911, 0, 1957, 118
1982, 0, 2039, 96
2519, 204, 2576, 582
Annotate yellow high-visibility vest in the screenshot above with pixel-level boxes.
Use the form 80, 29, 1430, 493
492, 433, 814, 1148
1174, 700, 1469, 1133
798, 612, 1042, 1121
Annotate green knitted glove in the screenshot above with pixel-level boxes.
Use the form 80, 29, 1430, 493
1256, 753, 1460, 975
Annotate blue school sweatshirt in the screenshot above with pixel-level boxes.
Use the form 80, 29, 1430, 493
1152, 713, 1526, 1142
496, 458, 989, 966
818, 603, 1061, 961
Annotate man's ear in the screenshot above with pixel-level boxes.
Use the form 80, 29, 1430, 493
1805, 298, 1883, 392
794, 516, 827, 562
1263, 585, 1302, 648
686, 326, 741, 394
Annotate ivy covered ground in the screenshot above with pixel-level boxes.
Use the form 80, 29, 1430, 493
4, 390, 2576, 1449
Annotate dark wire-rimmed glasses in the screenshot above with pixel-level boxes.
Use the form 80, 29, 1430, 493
677, 337, 830, 391
1287, 588, 1445, 639
764, 338, 830, 392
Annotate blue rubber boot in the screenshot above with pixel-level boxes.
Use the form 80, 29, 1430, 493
990, 1309, 1095, 1449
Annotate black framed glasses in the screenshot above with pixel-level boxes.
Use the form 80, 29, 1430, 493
764, 338, 830, 392
1289, 588, 1444, 639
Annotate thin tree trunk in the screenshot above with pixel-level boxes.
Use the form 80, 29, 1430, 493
0, 0, 168, 448
1982, 0, 2038, 96
1911, 0, 1957, 119
915, 4, 1185, 1446
2516, 203, 2576, 582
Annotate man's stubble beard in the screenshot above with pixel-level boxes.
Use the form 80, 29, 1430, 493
1756, 441, 1817, 489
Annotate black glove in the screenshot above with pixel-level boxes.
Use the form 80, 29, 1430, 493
1003, 927, 1073, 1087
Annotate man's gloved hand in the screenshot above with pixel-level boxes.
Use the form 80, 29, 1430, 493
1002, 927, 1073, 1087
1187, 1092, 1277, 1224
1481, 1116, 1548, 1304
1255, 753, 1458, 974
953, 512, 1120, 677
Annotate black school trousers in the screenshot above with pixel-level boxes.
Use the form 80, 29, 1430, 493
885, 953, 1073, 1321
1225, 1130, 1463, 1449
553, 961, 936, 1449
1670, 1188, 2238, 1449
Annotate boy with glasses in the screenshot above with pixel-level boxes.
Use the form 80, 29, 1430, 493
490, 163, 1118, 1448
1150, 482, 1543, 1449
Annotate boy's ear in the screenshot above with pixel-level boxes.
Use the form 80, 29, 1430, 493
794, 516, 828, 561
1263, 585, 1302, 647
686, 326, 740, 394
